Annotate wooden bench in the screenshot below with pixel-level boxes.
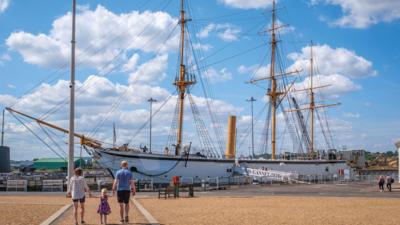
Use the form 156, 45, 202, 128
158, 186, 175, 199
42, 180, 63, 192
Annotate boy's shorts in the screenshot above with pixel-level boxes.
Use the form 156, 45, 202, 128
72, 196, 85, 203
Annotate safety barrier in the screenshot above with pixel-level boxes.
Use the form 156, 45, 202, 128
6, 180, 27, 192
42, 180, 64, 192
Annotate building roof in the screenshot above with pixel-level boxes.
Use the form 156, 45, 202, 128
33, 157, 88, 163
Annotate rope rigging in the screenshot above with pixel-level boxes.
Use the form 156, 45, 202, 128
8, 111, 67, 161
187, 93, 220, 158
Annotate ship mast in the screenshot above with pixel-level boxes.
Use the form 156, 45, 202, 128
286, 41, 340, 158
68, 0, 76, 180
268, 0, 281, 160
309, 41, 315, 154
174, 0, 194, 156
248, 0, 300, 160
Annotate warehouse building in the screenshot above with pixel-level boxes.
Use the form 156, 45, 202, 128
33, 157, 91, 170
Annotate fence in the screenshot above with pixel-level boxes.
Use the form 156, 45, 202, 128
42, 180, 64, 192
6, 180, 27, 192
296, 174, 399, 185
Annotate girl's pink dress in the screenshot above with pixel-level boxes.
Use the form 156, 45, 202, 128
97, 196, 111, 215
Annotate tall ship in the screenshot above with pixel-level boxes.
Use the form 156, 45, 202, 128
6, 0, 348, 183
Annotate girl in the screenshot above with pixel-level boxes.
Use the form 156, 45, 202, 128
96, 188, 112, 224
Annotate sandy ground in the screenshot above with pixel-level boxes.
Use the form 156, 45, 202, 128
138, 196, 400, 225
0, 195, 68, 225
55, 196, 148, 225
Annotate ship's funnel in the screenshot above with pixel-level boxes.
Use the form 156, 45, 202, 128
225, 115, 236, 159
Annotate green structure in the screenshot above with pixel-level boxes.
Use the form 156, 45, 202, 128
33, 157, 91, 170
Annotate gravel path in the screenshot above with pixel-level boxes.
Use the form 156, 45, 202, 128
0, 195, 68, 225
55, 195, 148, 225
139, 196, 400, 225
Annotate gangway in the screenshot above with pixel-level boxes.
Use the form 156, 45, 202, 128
235, 166, 300, 184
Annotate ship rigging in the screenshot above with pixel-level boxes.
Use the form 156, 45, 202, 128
2, 0, 349, 183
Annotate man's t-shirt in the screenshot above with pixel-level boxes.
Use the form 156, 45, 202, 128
116, 168, 133, 191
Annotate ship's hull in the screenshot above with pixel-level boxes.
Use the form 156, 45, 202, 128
93, 149, 349, 184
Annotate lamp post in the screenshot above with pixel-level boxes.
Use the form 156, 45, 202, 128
68, 0, 77, 181
148, 98, 157, 153
1, 109, 5, 146
246, 97, 256, 158
395, 140, 400, 183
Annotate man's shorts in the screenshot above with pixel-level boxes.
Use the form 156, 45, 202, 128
72, 196, 85, 203
117, 190, 131, 204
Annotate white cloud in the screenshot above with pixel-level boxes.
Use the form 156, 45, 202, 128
0, 94, 17, 106
293, 74, 361, 100
0, 53, 11, 65
203, 67, 232, 83
343, 112, 360, 119
197, 24, 215, 38
219, 0, 274, 9
7, 84, 15, 89
6, 5, 178, 70
2, 72, 240, 159
0, 0, 9, 13
363, 101, 372, 107
192, 43, 213, 51
267, 20, 295, 35
311, 0, 400, 28
287, 44, 377, 78
217, 27, 241, 41
128, 54, 168, 84
197, 23, 241, 42
238, 64, 270, 79
122, 53, 140, 72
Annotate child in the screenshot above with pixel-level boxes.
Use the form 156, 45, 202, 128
67, 168, 91, 225
96, 188, 112, 224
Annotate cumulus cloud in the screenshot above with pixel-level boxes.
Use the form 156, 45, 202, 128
293, 74, 361, 99
128, 54, 168, 84
311, 0, 400, 28
2, 73, 239, 158
197, 23, 241, 42
239, 44, 372, 102
343, 112, 360, 119
287, 44, 377, 78
0, 53, 11, 66
286, 44, 374, 100
219, 0, 275, 9
238, 64, 270, 79
192, 43, 213, 51
267, 19, 295, 35
6, 5, 178, 70
203, 67, 233, 83
0, 0, 9, 13
0, 94, 17, 106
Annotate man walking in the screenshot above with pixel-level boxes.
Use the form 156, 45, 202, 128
112, 161, 136, 224
386, 175, 393, 192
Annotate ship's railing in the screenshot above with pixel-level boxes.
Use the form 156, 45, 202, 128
245, 168, 299, 183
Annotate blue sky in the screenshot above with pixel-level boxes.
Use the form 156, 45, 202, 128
0, 0, 399, 160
